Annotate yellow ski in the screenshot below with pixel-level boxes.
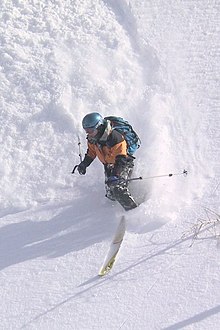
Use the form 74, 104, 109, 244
99, 216, 126, 276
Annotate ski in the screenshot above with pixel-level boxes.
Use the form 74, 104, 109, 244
99, 216, 126, 276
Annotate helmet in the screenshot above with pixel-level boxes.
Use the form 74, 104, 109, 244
82, 112, 104, 129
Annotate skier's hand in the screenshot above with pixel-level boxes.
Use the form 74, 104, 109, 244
77, 162, 87, 175
106, 176, 119, 186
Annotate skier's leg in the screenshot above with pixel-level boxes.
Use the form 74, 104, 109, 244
113, 160, 138, 211
113, 184, 138, 211
104, 164, 116, 201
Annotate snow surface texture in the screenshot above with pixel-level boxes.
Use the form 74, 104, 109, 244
0, 0, 219, 329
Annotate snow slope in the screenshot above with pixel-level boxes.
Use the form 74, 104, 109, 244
0, 0, 219, 329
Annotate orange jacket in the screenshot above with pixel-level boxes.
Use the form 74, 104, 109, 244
86, 130, 127, 165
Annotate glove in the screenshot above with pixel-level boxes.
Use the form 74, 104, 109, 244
77, 162, 87, 175
77, 155, 94, 175
106, 176, 119, 186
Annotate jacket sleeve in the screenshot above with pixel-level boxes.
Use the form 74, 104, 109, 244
81, 154, 94, 167
107, 131, 130, 176
106, 130, 127, 158
109, 140, 127, 159
85, 142, 97, 161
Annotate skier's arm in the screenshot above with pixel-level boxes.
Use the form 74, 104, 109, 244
106, 130, 127, 158
110, 140, 127, 158
85, 142, 97, 160
77, 143, 96, 175
108, 139, 130, 177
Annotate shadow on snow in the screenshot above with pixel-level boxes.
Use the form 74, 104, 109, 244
0, 192, 118, 271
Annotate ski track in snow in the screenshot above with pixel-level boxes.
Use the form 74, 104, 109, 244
0, 0, 220, 329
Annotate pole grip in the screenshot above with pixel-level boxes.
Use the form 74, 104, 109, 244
72, 165, 78, 174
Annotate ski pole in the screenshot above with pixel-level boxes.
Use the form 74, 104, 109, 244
72, 135, 83, 174
127, 169, 188, 182
77, 135, 83, 163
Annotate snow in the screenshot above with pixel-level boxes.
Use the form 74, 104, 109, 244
0, 0, 219, 329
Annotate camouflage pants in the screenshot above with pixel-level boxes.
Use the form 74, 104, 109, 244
104, 161, 138, 211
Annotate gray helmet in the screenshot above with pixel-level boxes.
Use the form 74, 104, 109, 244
82, 112, 104, 130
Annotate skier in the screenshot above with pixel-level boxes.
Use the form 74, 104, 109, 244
77, 112, 138, 211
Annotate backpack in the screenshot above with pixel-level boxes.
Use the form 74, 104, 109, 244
104, 116, 141, 155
